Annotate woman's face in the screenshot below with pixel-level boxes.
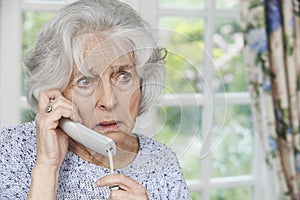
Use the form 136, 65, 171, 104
64, 38, 141, 144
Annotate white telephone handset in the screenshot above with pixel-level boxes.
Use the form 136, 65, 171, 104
34, 90, 116, 173
59, 118, 116, 157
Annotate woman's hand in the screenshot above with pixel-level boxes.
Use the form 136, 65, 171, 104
34, 89, 81, 168
28, 89, 81, 200
96, 174, 149, 200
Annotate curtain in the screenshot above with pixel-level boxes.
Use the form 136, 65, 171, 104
241, 0, 300, 199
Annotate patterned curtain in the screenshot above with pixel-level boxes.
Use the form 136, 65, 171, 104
241, 0, 300, 199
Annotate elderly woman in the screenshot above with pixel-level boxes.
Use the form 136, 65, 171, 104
0, 0, 190, 199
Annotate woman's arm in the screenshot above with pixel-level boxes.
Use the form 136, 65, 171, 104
0, 124, 32, 199
28, 90, 81, 199
28, 165, 60, 200
159, 159, 191, 199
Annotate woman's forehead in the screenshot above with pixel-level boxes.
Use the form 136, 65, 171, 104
84, 49, 133, 70
73, 34, 134, 75
81, 33, 132, 58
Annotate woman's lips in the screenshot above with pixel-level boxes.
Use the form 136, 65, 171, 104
96, 121, 120, 132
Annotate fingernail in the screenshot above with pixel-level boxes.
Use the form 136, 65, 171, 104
93, 182, 98, 187
74, 115, 83, 123
95, 179, 101, 186
78, 116, 83, 123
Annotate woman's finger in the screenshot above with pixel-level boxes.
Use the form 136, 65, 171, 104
38, 90, 82, 123
37, 89, 63, 112
109, 189, 129, 200
45, 97, 82, 123
96, 174, 149, 200
96, 174, 144, 192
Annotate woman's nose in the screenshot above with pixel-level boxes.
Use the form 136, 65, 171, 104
95, 82, 116, 111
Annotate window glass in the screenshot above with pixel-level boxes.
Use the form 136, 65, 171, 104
155, 106, 201, 179
159, 17, 205, 94
213, 18, 247, 92
190, 192, 200, 200
211, 105, 253, 177
22, 11, 55, 52
215, 0, 239, 10
159, 0, 205, 8
22, 11, 55, 122
210, 187, 252, 200
22, 0, 64, 2
21, 109, 36, 123
22, 11, 55, 95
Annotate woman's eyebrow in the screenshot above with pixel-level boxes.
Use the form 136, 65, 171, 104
73, 64, 133, 78
111, 64, 133, 72
73, 66, 99, 78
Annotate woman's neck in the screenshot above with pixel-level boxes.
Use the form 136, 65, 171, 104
68, 134, 139, 169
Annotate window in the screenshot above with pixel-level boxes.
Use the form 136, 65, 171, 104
0, 0, 264, 199
136, 1, 259, 199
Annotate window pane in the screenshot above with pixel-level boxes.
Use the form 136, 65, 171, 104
159, 17, 205, 93
215, 0, 239, 10
213, 18, 246, 92
22, 0, 64, 2
155, 106, 202, 179
211, 187, 252, 200
21, 109, 36, 123
21, 11, 55, 122
159, 0, 205, 8
190, 192, 200, 200
211, 105, 253, 177
22, 11, 55, 96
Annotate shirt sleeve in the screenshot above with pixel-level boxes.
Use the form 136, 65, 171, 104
0, 127, 31, 199
158, 154, 191, 200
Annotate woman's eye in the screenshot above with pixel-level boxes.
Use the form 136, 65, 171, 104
72, 76, 98, 96
76, 77, 95, 87
115, 72, 131, 83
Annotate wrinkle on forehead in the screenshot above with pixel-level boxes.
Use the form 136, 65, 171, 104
72, 33, 134, 76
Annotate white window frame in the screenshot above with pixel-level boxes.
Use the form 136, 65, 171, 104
0, 0, 22, 127
137, 1, 266, 199
0, 0, 269, 199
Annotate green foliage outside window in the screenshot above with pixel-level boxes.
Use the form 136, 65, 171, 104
159, 0, 205, 8
211, 187, 252, 200
157, 12, 253, 200
21, 12, 55, 122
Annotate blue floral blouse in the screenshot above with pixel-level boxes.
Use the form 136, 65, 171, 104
0, 121, 191, 199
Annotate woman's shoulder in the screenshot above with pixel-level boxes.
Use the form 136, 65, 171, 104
132, 134, 179, 169
137, 134, 174, 154
0, 121, 36, 160
0, 121, 36, 198
1, 121, 36, 141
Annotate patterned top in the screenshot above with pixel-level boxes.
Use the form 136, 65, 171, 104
0, 121, 191, 200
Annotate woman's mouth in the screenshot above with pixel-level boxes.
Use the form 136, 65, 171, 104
96, 121, 120, 132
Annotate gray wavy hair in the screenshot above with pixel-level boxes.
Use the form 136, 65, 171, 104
25, 0, 166, 115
